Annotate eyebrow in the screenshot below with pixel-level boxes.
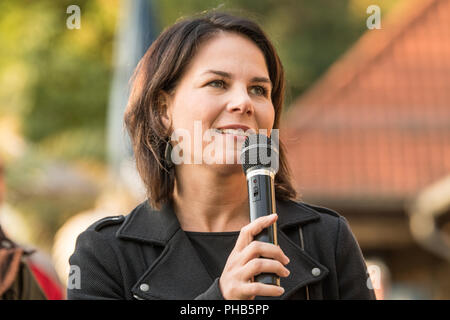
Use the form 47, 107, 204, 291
201, 70, 272, 88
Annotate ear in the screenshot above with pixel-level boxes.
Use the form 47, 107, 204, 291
159, 90, 173, 134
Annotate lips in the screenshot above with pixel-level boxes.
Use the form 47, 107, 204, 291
214, 124, 256, 137
217, 124, 251, 131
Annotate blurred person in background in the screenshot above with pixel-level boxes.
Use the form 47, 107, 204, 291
0, 157, 64, 300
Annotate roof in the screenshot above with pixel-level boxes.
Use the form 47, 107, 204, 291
282, 0, 450, 207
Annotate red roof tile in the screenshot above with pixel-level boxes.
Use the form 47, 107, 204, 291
282, 0, 450, 203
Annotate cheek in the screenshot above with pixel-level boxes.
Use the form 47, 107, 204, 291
257, 103, 276, 130
172, 95, 220, 130
170, 107, 221, 154
172, 109, 217, 133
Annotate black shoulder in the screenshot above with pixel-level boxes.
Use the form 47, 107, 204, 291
86, 215, 126, 232
299, 202, 341, 218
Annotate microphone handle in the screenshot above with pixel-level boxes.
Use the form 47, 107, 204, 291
246, 168, 280, 287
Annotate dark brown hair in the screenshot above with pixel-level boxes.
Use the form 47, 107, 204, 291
124, 10, 298, 210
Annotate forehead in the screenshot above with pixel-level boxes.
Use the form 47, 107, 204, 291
186, 32, 269, 77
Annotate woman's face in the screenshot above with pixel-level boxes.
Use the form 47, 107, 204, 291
163, 32, 275, 171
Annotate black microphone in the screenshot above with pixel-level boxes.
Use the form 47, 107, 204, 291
240, 133, 280, 286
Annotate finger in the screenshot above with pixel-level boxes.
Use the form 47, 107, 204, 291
240, 241, 290, 265
235, 214, 278, 251
243, 258, 290, 280
242, 282, 285, 298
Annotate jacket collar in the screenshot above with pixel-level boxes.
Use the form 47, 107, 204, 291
117, 199, 328, 300
116, 199, 320, 245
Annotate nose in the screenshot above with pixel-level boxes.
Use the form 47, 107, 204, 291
226, 88, 254, 116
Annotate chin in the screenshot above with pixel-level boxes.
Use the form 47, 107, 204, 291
207, 162, 244, 176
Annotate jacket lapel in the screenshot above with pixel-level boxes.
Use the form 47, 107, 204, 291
117, 200, 214, 299
276, 228, 328, 299
118, 199, 329, 300
130, 228, 215, 299
261, 200, 330, 300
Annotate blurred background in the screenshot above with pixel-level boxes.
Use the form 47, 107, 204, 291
0, 0, 449, 299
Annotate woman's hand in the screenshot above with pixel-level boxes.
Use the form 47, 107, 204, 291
219, 213, 290, 300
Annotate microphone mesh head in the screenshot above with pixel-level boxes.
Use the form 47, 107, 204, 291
240, 134, 279, 174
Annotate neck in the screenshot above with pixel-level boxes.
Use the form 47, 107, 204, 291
173, 165, 250, 232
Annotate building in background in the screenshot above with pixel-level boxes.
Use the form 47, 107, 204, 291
282, 0, 450, 299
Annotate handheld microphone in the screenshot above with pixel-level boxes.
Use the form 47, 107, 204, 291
240, 133, 280, 286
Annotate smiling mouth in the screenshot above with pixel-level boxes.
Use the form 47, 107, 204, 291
212, 128, 254, 137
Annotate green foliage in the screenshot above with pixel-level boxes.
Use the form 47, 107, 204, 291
0, 0, 116, 250
0, 0, 116, 162
25, 54, 110, 148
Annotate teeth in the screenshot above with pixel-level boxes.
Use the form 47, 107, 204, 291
217, 128, 249, 136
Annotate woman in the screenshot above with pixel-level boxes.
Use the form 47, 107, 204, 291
68, 11, 375, 300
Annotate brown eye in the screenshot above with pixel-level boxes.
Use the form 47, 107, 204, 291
250, 86, 267, 96
208, 80, 225, 88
